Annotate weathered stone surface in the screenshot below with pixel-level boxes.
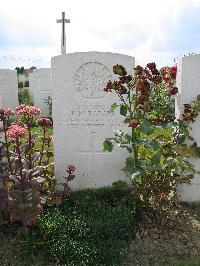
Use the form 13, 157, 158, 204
52, 52, 135, 190
0, 69, 18, 110
176, 55, 200, 202
29, 68, 52, 117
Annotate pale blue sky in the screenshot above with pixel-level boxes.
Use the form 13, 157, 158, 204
0, 0, 200, 69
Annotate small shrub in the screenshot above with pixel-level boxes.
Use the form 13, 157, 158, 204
103, 63, 200, 208
22, 186, 136, 265
0, 105, 75, 227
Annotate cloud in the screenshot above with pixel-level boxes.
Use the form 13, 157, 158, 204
152, 3, 200, 53
0, 0, 200, 69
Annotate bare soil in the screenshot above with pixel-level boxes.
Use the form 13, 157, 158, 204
126, 203, 200, 266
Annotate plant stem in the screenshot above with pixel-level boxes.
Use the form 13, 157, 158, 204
16, 138, 26, 204
27, 121, 32, 167
3, 119, 13, 174
39, 128, 46, 165
132, 127, 138, 167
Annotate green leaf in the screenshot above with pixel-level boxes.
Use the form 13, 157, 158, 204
149, 140, 160, 151
103, 139, 114, 152
125, 156, 135, 175
68, 174, 75, 181
177, 133, 185, 144
120, 105, 127, 116
140, 121, 154, 135
151, 153, 161, 165
123, 118, 131, 124
110, 103, 118, 112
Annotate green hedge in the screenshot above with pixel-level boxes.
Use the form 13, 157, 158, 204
23, 185, 137, 266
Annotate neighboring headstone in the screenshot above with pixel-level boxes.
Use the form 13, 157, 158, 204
28, 73, 34, 100
52, 52, 135, 190
29, 68, 52, 117
0, 70, 18, 110
176, 54, 200, 202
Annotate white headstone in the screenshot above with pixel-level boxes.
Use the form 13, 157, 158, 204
29, 68, 52, 117
176, 54, 200, 202
52, 52, 135, 190
28, 73, 34, 100
0, 70, 18, 110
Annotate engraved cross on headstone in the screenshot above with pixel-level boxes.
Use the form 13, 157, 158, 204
77, 131, 108, 178
56, 12, 70, 55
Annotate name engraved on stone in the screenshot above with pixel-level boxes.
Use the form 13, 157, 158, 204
66, 104, 123, 128
74, 62, 112, 98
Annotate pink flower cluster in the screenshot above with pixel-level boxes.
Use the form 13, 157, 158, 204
16, 105, 40, 116
7, 123, 26, 139
37, 118, 52, 128
67, 164, 76, 174
0, 108, 14, 120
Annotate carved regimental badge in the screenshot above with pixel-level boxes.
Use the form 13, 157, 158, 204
74, 62, 112, 98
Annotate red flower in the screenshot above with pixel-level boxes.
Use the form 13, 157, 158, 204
128, 118, 139, 128
168, 86, 178, 96
119, 75, 132, 84
104, 80, 113, 92
7, 123, 26, 139
182, 113, 193, 122
67, 164, 76, 173
146, 62, 156, 70
170, 66, 177, 79
136, 80, 150, 91
160, 67, 168, 76
37, 118, 52, 128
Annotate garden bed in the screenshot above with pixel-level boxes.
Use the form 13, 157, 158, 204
0, 186, 136, 266
0, 195, 200, 265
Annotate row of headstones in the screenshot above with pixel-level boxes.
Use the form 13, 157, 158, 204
0, 52, 200, 202
0, 68, 51, 117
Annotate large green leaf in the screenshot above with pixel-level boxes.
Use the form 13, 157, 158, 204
125, 156, 135, 175
151, 153, 161, 165
149, 139, 160, 151
140, 121, 154, 135
120, 105, 127, 116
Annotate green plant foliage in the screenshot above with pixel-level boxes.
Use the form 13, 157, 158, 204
18, 88, 33, 105
44, 96, 52, 118
0, 106, 75, 227
103, 63, 200, 207
22, 186, 136, 266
